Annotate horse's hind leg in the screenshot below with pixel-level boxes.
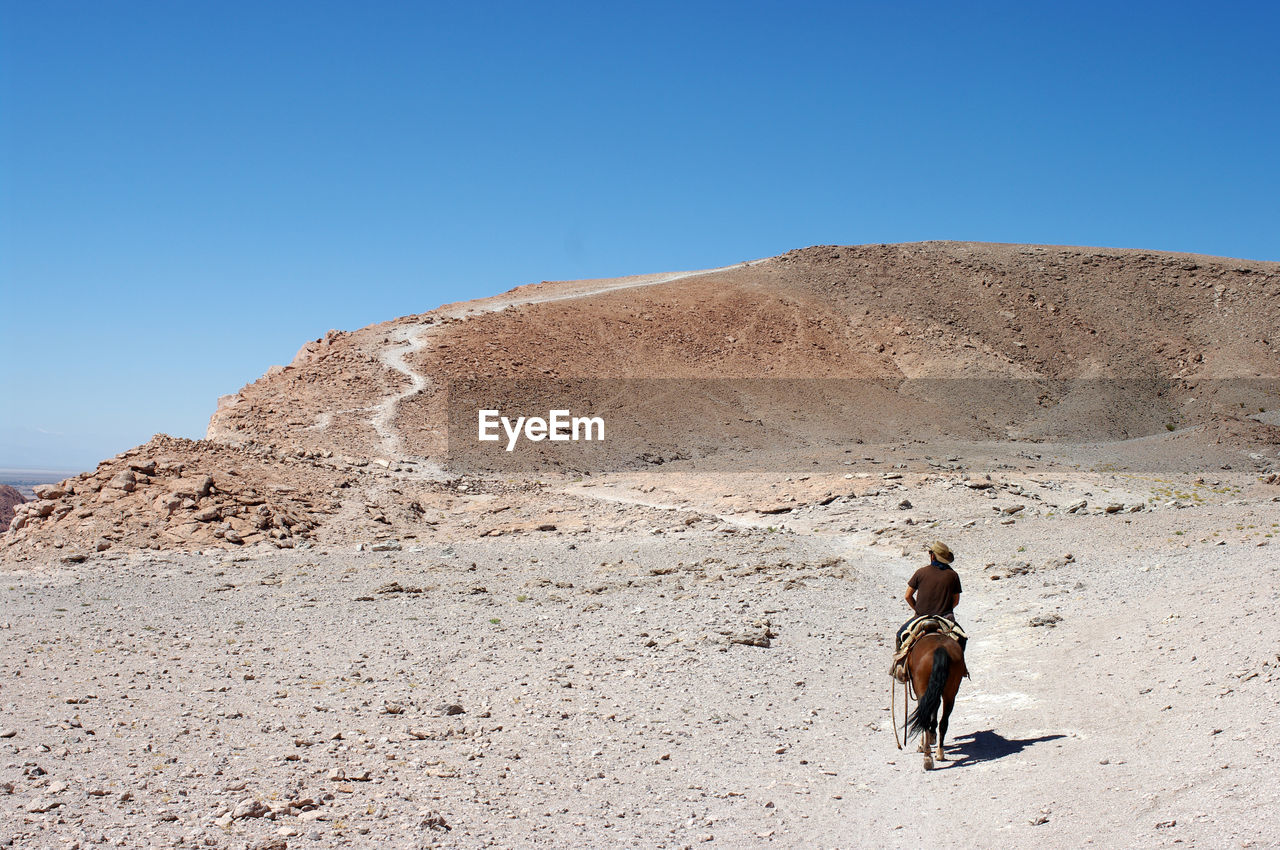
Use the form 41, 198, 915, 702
922, 727, 935, 769
936, 697, 954, 762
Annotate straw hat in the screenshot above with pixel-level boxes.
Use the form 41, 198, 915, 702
927, 541, 954, 564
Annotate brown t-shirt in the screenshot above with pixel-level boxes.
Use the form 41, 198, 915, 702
908, 564, 961, 617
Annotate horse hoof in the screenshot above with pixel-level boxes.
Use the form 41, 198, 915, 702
923, 757, 934, 771
935, 751, 947, 762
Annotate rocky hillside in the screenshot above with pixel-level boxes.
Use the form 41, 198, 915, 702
0, 485, 24, 533
210, 242, 1280, 462
3, 436, 342, 556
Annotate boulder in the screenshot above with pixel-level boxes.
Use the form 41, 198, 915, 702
107, 470, 137, 492
0, 485, 26, 532
32, 484, 67, 500
231, 798, 268, 820
154, 494, 182, 516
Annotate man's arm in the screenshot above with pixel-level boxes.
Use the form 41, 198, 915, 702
905, 586, 917, 612
951, 592, 960, 611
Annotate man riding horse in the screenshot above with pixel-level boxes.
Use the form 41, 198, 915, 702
891, 540, 969, 769
896, 540, 966, 651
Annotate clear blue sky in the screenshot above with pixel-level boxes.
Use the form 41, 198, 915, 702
2, 1, 1278, 470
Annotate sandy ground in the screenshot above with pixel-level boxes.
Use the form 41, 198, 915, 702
3, 468, 1278, 849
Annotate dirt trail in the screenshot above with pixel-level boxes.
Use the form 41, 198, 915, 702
369, 260, 765, 468
372, 324, 434, 456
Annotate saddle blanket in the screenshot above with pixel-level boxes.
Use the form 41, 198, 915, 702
891, 615, 967, 674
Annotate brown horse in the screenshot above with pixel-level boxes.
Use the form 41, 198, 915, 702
905, 633, 967, 770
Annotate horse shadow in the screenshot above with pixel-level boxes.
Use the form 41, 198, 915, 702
943, 730, 1067, 767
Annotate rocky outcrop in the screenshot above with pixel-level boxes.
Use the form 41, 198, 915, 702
0, 485, 25, 532
1, 435, 342, 560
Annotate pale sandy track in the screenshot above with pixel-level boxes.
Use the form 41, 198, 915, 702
368, 260, 765, 465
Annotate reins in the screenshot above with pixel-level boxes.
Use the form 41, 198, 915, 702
891, 652, 914, 750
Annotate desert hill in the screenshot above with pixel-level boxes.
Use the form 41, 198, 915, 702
209, 241, 1279, 463
4, 241, 1278, 558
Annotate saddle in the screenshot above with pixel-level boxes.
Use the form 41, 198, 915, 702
890, 615, 967, 682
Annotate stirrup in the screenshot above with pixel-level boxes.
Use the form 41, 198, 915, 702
890, 659, 908, 683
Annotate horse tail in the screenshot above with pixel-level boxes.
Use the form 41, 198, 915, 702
906, 647, 950, 738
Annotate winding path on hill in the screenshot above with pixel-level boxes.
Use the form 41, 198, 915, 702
369, 260, 767, 463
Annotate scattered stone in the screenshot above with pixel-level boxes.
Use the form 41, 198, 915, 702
725, 619, 776, 648
375, 581, 423, 595
233, 798, 269, 819
253, 838, 289, 850
26, 799, 62, 813
420, 811, 451, 831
